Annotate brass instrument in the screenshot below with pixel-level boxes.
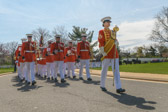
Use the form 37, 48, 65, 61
89, 45, 94, 73
89, 46, 94, 60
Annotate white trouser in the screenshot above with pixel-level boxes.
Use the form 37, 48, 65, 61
25, 62, 35, 82
37, 64, 40, 75
23, 64, 27, 81
67, 62, 75, 77
39, 64, 42, 76
17, 65, 21, 78
39, 64, 46, 77
34, 64, 38, 75
63, 63, 67, 75
100, 58, 121, 89
79, 59, 91, 78
20, 62, 26, 79
46, 62, 54, 78
54, 61, 64, 79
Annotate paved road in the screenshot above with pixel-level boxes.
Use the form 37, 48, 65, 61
0, 73, 167, 112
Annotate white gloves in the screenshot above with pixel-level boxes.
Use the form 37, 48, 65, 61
99, 47, 107, 57
115, 39, 119, 46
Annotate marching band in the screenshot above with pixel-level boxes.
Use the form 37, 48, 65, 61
14, 16, 126, 93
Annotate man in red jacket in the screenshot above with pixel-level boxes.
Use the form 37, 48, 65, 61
39, 47, 47, 78
77, 34, 92, 81
21, 34, 36, 85
98, 16, 125, 93
15, 38, 27, 82
64, 40, 77, 79
44, 41, 54, 80
50, 35, 66, 83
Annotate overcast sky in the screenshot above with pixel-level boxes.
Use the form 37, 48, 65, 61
0, 0, 168, 48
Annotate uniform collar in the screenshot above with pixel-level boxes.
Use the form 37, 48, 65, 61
104, 27, 110, 31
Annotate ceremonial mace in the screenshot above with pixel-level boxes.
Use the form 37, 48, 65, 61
112, 26, 119, 86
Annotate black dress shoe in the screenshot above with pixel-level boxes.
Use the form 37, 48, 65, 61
47, 77, 50, 80
73, 76, 76, 79
79, 77, 83, 80
65, 74, 67, 77
27, 82, 31, 85
54, 78, 58, 82
44, 75, 47, 79
100, 87, 107, 91
20, 78, 24, 82
51, 77, 54, 80
61, 79, 66, 83
32, 81, 36, 85
116, 88, 126, 93
67, 76, 71, 78
87, 78, 92, 81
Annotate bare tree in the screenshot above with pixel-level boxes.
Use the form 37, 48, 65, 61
5, 41, 18, 65
154, 43, 168, 57
0, 43, 8, 55
32, 27, 52, 47
0, 43, 9, 65
52, 26, 69, 46
149, 7, 168, 43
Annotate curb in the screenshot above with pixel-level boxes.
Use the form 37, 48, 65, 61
0, 72, 14, 76
75, 71, 168, 83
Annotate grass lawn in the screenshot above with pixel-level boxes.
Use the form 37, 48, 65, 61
0, 68, 14, 74
92, 62, 168, 74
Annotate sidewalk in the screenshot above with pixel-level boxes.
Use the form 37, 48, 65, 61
0, 72, 13, 76
75, 69, 168, 82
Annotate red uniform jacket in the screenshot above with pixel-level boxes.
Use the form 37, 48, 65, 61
16, 45, 25, 63
64, 48, 67, 63
43, 47, 54, 63
50, 42, 64, 61
64, 47, 76, 62
77, 41, 90, 59
15, 49, 20, 66
98, 28, 119, 59
21, 41, 36, 62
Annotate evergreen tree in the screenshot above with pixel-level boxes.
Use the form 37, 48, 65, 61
68, 26, 99, 57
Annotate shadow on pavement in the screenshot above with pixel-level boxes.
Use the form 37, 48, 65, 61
45, 78, 55, 83
67, 77, 80, 81
104, 91, 156, 110
12, 76, 25, 87
11, 76, 43, 92
82, 80, 100, 85
53, 82, 70, 88
35, 75, 46, 80
17, 85, 43, 92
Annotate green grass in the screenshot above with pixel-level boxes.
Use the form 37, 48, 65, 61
0, 68, 14, 74
92, 62, 168, 74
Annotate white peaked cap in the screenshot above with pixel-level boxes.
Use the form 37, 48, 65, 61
55, 34, 62, 38
81, 33, 87, 37
101, 16, 112, 23
26, 34, 33, 37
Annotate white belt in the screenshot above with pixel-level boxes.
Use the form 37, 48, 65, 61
80, 50, 88, 51
37, 58, 46, 60
25, 50, 35, 53
55, 50, 63, 52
